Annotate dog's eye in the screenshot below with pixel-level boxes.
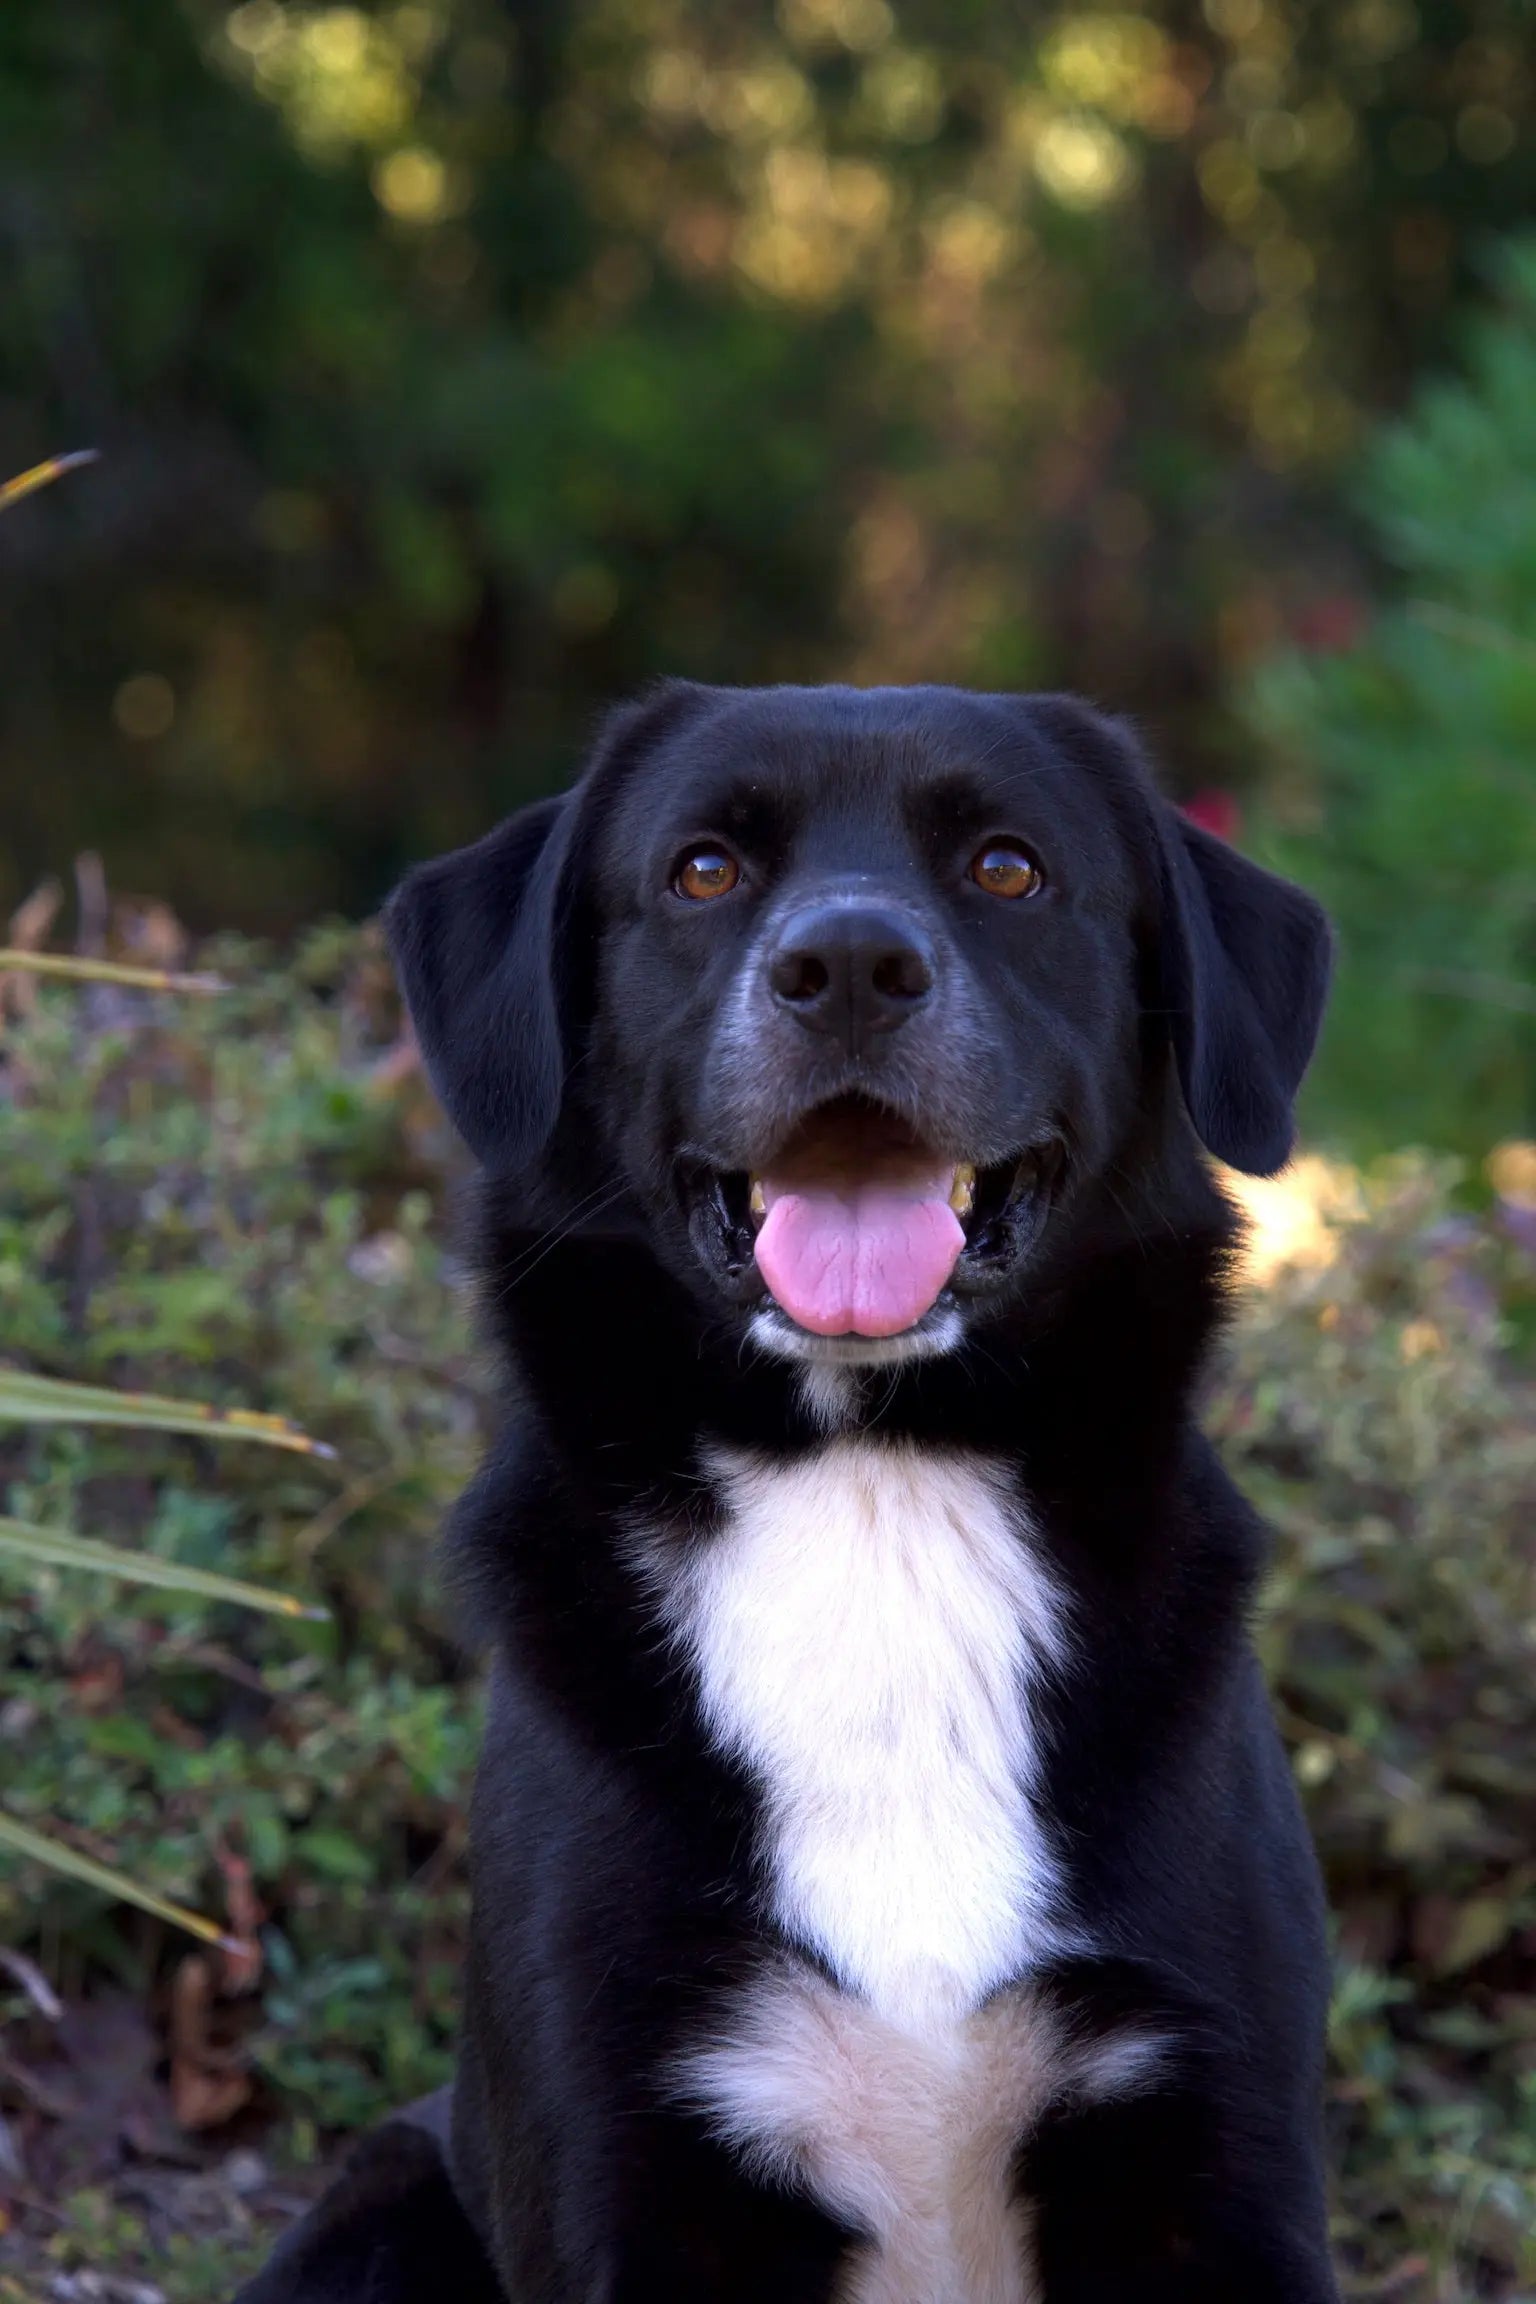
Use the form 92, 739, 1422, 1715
969, 844, 1044, 900
673, 848, 741, 902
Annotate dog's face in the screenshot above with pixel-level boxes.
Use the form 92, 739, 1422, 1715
587, 687, 1149, 1365
388, 683, 1330, 1367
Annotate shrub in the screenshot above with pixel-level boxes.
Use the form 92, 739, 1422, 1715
1221, 1159, 1536, 2288
0, 926, 484, 2131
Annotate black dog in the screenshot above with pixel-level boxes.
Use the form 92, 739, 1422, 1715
237, 682, 1340, 2303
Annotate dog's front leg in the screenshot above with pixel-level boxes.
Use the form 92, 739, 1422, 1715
1025, 2083, 1341, 2304
543, 2119, 856, 2304
230, 2097, 503, 2304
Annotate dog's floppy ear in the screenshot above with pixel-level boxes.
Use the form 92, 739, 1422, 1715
1154, 803, 1332, 1177
385, 793, 570, 1173
385, 681, 709, 1173
1025, 694, 1331, 1177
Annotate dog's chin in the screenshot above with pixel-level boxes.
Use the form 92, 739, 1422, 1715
746, 1300, 968, 1369
681, 1114, 1060, 1368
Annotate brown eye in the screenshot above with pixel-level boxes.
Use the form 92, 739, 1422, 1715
674, 848, 741, 902
970, 843, 1043, 899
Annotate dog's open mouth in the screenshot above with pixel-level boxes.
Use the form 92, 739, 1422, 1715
699, 1097, 1054, 1340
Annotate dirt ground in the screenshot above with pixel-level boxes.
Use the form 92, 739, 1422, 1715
0, 1988, 325, 2304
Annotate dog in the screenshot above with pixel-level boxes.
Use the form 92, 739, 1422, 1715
236, 681, 1340, 2303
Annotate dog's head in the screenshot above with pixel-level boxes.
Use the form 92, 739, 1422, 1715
387, 682, 1330, 1368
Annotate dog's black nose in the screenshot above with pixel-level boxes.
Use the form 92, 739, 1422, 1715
768, 902, 936, 1042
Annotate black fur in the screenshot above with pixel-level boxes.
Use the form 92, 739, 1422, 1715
238, 684, 1339, 2303
232, 2097, 501, 2304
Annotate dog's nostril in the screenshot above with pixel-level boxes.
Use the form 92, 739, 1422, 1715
872, 949, 932, 1003
771, 951, 830, 1004
768, 902, 937, 1035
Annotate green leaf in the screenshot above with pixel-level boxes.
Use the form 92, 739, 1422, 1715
1436, 1894, 1519, 1978
301, 1829, 376, 1884
0, 1515, 328, 1620
0, 1367, 335, 1458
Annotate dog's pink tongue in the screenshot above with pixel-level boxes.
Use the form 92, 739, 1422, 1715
755, 1177, 964, 1338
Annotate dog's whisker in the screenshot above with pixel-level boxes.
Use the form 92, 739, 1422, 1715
487, 1178, 631, 1299
498, 1188, 630, 1295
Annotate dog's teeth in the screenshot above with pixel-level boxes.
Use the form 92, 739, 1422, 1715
748, 1179, 766, 1223
949, 1164, 976, 1217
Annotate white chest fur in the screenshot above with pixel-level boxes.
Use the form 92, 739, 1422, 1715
684, 1963, 1056, 2304
663, 1438, 1071, 2028
640, 1439, 1080, 2302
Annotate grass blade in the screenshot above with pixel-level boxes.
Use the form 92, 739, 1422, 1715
0, 1515, 328, 1620
0, 1369, 335, 1459
0, 947, 228, 994
0, 448, 98, 512
0, 1810, 242, 1952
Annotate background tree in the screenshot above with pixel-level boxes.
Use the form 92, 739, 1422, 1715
3, 0, 1534, 928
1247, 238, 1536, 1154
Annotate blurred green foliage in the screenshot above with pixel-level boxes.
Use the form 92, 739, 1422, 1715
0, 931, 484, 2134
1, 941, 1534, 2295
1246, 236, 1536, 1155
4, 0, 1536, 928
